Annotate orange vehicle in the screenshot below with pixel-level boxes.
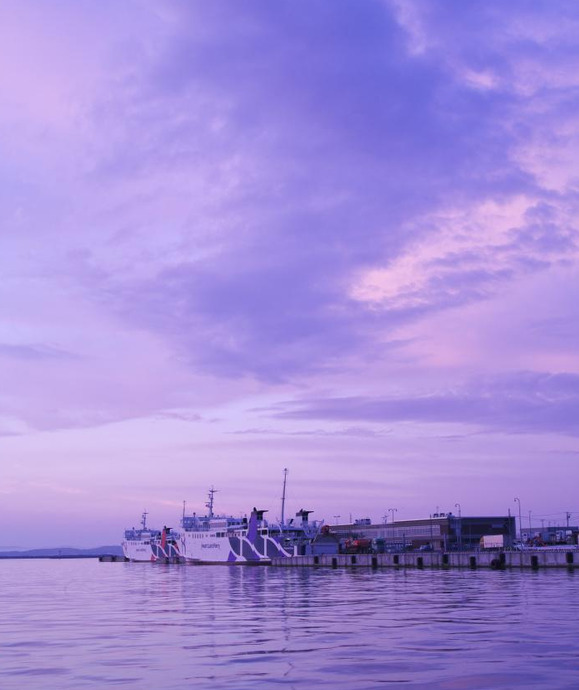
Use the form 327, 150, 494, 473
343, 538, 372, 554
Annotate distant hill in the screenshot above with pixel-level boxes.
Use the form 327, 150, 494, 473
0, 545, 123, 559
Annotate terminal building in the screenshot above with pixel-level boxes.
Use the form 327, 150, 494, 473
332, 513, 516, 551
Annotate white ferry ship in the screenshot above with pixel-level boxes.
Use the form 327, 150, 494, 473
181, 481, 322, 564
122, 511, 183, 562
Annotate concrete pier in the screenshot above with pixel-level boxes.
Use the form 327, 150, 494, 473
272, 549, 579, 570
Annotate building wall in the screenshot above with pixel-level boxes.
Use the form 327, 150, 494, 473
332, 516, 515, 550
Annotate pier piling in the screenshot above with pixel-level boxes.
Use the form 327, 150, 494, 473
271, 550, 579, 570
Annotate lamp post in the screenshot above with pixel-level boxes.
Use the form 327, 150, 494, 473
388, 509, 397, 547
454, 503, 462, 550
528, 511, 532, 536
333, 515, 341, 526
514, 498, 522, 540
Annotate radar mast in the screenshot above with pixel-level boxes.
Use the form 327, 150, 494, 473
206, 487, 217, 518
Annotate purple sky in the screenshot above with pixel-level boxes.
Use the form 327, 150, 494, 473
2, 1, 579, 548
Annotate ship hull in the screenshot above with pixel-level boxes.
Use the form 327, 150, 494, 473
181, 532, 293, 564
122, 540, 154, 562
122, 530, 183, 562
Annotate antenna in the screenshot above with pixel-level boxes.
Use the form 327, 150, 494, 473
182, 500, 186, 520
206, 487, 217, 518
281, 468, 288, 526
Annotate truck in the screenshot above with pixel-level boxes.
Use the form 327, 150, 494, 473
480, 534, 504, 549
342, 538, 372, 554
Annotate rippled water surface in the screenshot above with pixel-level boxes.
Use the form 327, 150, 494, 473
1, 560, 578, 689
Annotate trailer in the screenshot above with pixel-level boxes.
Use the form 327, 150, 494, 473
480, 534, 504, 549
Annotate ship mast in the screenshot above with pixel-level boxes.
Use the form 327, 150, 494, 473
206, 487, 217, 518
281, 468, 288, 526
141, 510, 148, 530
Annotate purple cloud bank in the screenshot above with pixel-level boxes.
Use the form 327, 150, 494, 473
1, 1, 578, 545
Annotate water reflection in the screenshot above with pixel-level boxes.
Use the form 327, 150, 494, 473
0, 561, 578, 689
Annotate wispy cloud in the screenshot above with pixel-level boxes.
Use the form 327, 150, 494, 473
0, 343, 77, 360
229, 426, 392, 438
270, 372, 579, 436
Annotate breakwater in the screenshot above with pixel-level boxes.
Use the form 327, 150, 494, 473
272, 549, 578, 570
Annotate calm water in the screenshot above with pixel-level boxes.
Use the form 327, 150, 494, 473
0, 560, 578, 689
